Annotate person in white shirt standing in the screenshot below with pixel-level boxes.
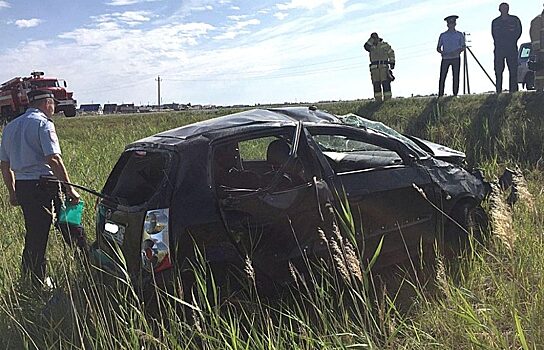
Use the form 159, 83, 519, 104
437, 15, 466, 97
0, 90, 80, 285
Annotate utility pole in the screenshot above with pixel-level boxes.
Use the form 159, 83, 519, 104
156, 75, 161, 107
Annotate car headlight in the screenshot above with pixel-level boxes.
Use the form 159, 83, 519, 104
141, 208, 172, 272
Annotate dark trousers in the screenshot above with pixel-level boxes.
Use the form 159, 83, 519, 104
438, 57, 461, 97
373, 80, 392, 100
14, 180, 86, 283
15, 180, 60, 282
494, 48, 518, 93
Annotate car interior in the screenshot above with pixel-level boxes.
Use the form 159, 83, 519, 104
213, 134, 310, 192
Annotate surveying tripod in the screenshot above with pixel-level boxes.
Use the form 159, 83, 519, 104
462, 32, 496, 94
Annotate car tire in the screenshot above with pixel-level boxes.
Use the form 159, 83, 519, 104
444, 202, 488, 255
63, 105, 77, 117
1, 105, 15, 123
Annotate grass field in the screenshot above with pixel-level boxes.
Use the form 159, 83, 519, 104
0, 93, 543, 349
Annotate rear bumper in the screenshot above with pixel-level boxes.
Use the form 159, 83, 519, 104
89, 242, 125, 278
89, 241, 174, 291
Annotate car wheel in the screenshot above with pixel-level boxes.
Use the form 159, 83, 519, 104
526, 72, 535, 90
444, 202, 488, 255
63, 105, 77, 117
1, 105, 15, 123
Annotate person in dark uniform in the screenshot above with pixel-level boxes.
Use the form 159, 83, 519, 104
437, 15, 466, 97
492, 2, 522, 93
530, 4, 544, 91
0, 90, 81, 285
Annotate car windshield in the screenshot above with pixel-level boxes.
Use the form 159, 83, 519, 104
338, 114, 426, 155
102, 150, 172, 206
32, 80, 59, 88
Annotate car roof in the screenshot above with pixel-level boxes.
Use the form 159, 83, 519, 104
126, 107, 429, 159
136, 107, 341, 144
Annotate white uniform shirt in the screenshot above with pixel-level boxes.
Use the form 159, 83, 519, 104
437, 30, 465, 59
0, 108, 61, 180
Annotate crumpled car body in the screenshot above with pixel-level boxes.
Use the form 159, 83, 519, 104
91, 107, 487, 289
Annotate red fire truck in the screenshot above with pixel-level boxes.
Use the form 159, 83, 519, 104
0, 71, 77, 121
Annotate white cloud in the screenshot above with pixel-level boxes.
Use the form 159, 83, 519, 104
277, 0, 347, 12
191, 5, 213, 11
274, 12, 288, 20
15, 18, 43, 28
92, 11, 153, 27
231, 6, 240, 10
214, 18, 260, 40
106, 0, 163, 6
234, 19, 260, 29
0, 1, 9, 9
227, 15, 249, 21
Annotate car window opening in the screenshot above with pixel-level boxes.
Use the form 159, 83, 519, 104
213, 134, 311, 194
313, 134, 404, 173
103, 151, 171, 206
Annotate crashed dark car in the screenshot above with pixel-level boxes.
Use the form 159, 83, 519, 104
91, 107, 487, 293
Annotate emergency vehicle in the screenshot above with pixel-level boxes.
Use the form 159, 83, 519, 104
0, 71, 77, 121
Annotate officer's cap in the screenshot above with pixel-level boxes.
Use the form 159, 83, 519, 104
444, 15, 459, 22
27, 90, 59, 103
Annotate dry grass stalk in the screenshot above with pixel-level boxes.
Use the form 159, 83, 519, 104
512, 171, 535, 212
327, 222, 363, 284
244, 256, 255, 283
435, 255, 450, 299
191, 292, 203, 334
288, 261, 299, 286
489, 183, 515, 251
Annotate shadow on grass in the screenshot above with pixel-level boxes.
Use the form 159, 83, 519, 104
355, 100, 384, 119
403, 97, 453, 138
465, 93, 512, 166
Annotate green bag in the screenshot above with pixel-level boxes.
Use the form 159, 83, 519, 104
59, 200, 84, 225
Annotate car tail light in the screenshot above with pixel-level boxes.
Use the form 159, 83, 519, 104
141, 208, 172, 272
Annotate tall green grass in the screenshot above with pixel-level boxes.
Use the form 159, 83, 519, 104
0, 94, 542, 348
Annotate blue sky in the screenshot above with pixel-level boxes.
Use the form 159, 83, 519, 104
0, 0, 541, 106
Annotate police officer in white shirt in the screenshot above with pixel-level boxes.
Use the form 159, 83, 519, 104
0, 89, 80, 284
437, 15, 466, 97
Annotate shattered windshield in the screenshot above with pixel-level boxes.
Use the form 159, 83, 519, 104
338, 114, 425, 154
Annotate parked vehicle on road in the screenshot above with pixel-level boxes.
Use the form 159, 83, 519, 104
518, 42, 534, 90
91, 107, 488, 297
0, 71, 77, 121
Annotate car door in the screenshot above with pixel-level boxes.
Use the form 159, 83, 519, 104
307, 126, 438, 267
212, 124, 334, 283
